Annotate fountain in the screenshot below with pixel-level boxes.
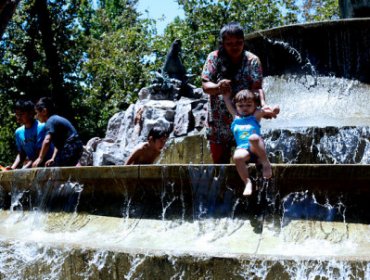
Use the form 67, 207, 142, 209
0, 19, 370, 280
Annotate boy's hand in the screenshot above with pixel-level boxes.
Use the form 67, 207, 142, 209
45, 159, 55, 167
32, 158, 42, 168
262, 105, 280, 119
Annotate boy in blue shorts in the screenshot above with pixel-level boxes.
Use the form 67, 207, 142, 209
223, 89, 280, 196
6, 100, 52, 170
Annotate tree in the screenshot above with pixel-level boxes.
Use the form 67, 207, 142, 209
76, 0, 157, 138
0, 0, 20, 39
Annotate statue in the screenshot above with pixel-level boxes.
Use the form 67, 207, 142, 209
139, 39, 202, 101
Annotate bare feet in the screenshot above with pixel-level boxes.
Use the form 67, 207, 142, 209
262, 161, 272, 179
243, 178, 253, 196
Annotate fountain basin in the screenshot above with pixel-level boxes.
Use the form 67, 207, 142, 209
0, 165, 369, 222
0, 165, 369, 279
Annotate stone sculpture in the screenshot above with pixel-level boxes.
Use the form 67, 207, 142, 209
139, 39, 202, 101
79, 39, 209, 166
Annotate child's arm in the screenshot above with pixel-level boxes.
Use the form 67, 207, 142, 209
255, 105, 280, 122
6, 153, 23, 170
222, 91, 237, 117
45, 147, 58, 167
32, 134, 52, 167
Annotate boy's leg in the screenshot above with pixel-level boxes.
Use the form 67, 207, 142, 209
233, 149, 252, 196
249, 135, 272, 179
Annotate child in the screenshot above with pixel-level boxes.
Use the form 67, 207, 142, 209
6, 100, 52, 170
223, 89, 280, 196
32, 97, 83, 167
125, 126, 169, 165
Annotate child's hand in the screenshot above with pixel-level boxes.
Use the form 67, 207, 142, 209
45, 159, 55, 167
262, 105, 280, 119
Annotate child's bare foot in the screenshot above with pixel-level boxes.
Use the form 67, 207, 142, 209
243, 178, 253, 196
262, 161, 272, 179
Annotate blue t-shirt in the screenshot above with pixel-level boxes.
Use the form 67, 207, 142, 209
15, 120, 48, 160
45, 115, 79, 150
231, 115, 261, 149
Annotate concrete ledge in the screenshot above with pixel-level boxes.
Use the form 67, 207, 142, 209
0, 165, 369, 223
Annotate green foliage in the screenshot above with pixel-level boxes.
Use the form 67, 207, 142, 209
78, 0, 156, 138
0, 0, 339, 164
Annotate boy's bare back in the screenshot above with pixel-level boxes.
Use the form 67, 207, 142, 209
125, 142, 161, 165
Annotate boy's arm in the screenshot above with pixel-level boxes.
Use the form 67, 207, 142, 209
45, 147, 58, 167
256, 105, 280, 121
8, 153, 22, 170
32, 134, 52, 167
222, 92, 237, 117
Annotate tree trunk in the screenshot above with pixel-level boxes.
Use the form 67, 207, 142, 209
34, 0, 71, 118
0, 0, 20, 39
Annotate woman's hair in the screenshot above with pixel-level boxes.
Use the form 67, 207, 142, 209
217, 22, 245, 81
219, 22, 244, 45
35, 97, 55, 116
233, 89, 258, 104
148, 126, 169, 140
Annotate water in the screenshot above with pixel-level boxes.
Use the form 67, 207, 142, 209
0, 164, 369, 279
262, 75, 370, 129
2, 19, 370, 279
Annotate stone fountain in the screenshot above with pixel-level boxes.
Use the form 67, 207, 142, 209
0, 19, 370, 280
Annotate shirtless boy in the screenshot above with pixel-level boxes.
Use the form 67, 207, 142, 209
125, 126, 169, 165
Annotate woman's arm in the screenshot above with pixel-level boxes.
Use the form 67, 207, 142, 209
202, 79, 232, 96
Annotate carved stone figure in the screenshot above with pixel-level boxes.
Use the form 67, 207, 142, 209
141, 39, 201, 100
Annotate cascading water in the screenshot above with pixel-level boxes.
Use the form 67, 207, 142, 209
1, 19, 370, 279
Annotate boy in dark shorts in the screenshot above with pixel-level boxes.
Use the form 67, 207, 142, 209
223, 89, 279, 196
32, 97, 83, 167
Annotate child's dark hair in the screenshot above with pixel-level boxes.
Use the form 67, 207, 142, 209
35, 97, 55, 115
14, 100, 35, 113
148, 126, 169, 140
233, 89, 258, 104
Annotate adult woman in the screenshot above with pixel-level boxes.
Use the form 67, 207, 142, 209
201, 22, 268, 164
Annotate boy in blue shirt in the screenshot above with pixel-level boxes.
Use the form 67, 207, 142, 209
6, 100, 52, 170
223, 89, 279, 196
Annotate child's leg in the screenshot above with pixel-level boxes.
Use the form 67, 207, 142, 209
249, 135, 272, 179
233, 149, 253, 196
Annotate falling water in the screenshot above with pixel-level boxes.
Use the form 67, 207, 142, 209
1, 19, 370, 279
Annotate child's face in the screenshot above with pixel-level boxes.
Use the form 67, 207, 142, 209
35, 108, 48, 123
152, 136, 168, 152
235, 99, 256, 116
15, 110, 34, 125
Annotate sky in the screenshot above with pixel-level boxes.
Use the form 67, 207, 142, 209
137, 0, 185, 34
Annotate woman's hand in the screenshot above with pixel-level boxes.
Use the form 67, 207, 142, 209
217, 79, 232, 94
